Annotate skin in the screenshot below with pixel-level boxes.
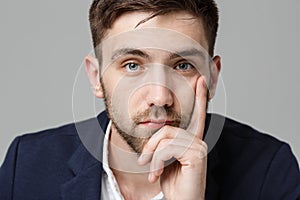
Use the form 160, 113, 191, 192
85, 11, 221, 200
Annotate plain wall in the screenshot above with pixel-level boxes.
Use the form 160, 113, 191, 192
0, 0, 299, 164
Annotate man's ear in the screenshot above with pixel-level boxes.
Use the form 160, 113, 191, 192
208, 55, 221, 100
84, 55, 104, 98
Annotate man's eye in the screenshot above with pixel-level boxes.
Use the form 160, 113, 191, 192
175, 63, 194, 72
124, 62, 141, 72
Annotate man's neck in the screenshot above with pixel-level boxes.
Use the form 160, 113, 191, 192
112, 169, 161, 200
108, 124, 161, 199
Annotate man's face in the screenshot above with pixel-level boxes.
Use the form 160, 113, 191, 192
87, 11, 219, 153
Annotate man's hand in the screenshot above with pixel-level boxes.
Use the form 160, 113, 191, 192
138, 76, 208, 200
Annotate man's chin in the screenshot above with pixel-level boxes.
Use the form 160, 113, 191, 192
127, 137, 150, 154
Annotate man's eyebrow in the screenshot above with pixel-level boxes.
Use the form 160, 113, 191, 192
111, 48, 150, 61
169, 48, 207, 60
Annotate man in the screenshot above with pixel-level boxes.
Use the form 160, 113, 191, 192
1, 0, 300, 199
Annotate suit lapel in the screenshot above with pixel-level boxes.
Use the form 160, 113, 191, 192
205, 147, 222, 200
61, 144, 102, 200
204, 113, 224, 199
61, 112, 110, 200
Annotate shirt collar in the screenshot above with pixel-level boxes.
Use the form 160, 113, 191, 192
102, 120, 164, 200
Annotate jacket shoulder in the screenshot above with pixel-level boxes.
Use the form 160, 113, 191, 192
221, 115, 284, 147
210, 114, 300, 199
19, 120, 79, 141
0, 114, 108, 199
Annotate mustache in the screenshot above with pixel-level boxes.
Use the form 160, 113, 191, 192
132, 106, 182, 125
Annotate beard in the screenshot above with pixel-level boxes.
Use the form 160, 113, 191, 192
100, 79, 191, 154
111, 106, 186, 154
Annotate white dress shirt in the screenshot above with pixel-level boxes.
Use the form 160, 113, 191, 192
101, 121, 164, 200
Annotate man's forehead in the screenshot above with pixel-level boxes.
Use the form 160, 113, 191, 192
108, 11, 203, 34
104, 11, 208, 50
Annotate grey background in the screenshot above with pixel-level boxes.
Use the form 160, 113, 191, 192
0, 0, 299, 164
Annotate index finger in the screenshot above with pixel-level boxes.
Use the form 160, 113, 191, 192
186, 76, 208, 139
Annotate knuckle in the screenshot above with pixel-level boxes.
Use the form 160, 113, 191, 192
200, 140, 208, 151
160, 139, 171, 147
195, 138, 208, 150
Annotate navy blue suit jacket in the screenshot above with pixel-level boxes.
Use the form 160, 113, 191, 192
1, 111, 300, 200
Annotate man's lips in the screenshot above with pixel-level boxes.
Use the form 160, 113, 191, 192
138, 120, 177, 129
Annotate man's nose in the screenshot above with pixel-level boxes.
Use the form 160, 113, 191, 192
146, 84, 173, 107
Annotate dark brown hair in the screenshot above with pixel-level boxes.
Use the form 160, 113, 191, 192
89, 0, 219, 56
